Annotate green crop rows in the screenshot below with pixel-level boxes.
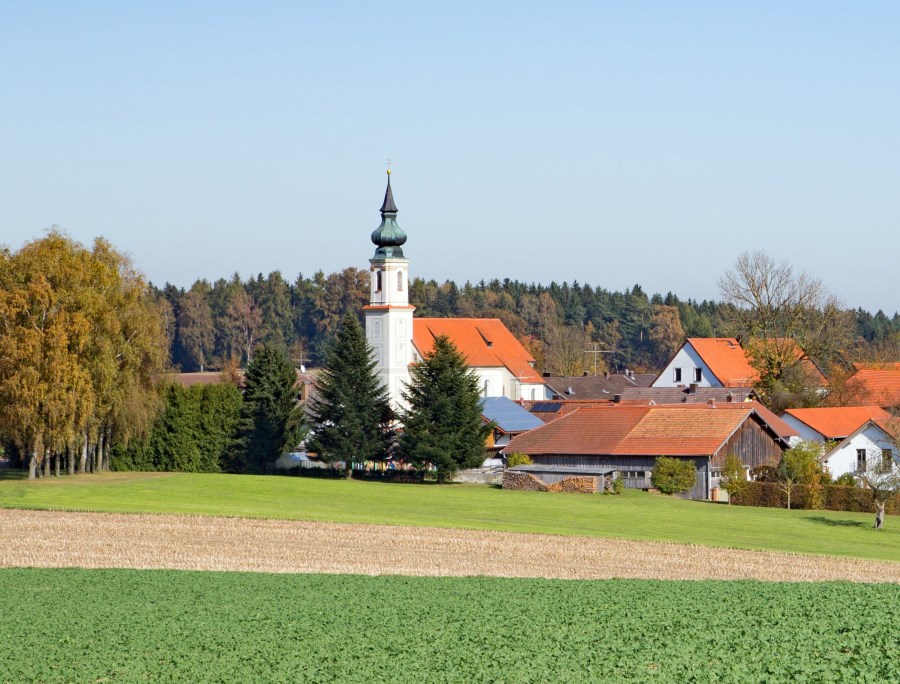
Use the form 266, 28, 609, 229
1, 569, 897, 683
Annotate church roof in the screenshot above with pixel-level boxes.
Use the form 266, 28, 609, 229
412, 318, 544, 384
371, 171, 406, 259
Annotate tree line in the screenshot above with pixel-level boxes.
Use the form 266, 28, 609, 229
156, 267, 900, 378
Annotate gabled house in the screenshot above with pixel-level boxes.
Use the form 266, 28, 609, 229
502, 404, 785, 500
780, 406, 891, 446
413, 318, 547, 401
820, 418, 900, 480
652, 337, 826, 390
653, 338, 755, 388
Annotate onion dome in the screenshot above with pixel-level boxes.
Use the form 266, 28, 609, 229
371, 170, 407, 259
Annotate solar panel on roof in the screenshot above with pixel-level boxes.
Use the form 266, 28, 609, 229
530, 402, 563, 413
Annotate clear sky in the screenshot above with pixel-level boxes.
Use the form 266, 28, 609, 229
2, 1, 898, 312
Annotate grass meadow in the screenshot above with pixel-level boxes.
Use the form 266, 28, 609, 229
1, 470, 898, 561
1, 569, 898, 683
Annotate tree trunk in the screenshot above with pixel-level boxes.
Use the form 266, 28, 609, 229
28, 445, 37, 480
875, 501, 886, 529
68, 445, 75, 476
54, 452, 60, 478
80, 433, 88, 473
102, 428, 111, 471
42, 448, 50, 478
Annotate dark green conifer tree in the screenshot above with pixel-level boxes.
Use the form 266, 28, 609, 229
307, 313, 394, 469
236, 344, 305, 473
399, 335, 490, 483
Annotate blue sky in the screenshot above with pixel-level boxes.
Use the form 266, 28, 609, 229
2, 1, 898, 312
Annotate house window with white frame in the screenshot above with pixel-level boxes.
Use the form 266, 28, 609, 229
856, 448, 867, 472
694, 368, 702, 383
882, 449, 894, 468
673, 367, 682, 382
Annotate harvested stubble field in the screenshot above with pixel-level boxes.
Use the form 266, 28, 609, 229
2, 509, 898, 582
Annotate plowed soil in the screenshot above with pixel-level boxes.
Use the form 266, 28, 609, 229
2, 509, 897, 582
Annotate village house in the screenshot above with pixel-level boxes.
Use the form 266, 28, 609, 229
780, 406, 891, 446
502, 404, 786, 500
820, 419, 900, 480
652, 337, 826, 391
480, 396, 545, 466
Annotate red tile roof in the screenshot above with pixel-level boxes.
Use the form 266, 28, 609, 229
412, 318, 543, 383
686, 337, 827, 387
505, 405, 765, 457
848, 368, 900, 407
783, 406, 892, 439
687, 338, 758, 386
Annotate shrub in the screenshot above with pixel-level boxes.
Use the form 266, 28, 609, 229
651, 457, 696, 495
505, 452, 532, 468
606, 477, 625, 495
834, 473, 857, 487
719, 454, 747, 503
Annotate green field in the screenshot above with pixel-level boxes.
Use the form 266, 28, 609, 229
1, 568, 897, 683
1, 471, 898, 561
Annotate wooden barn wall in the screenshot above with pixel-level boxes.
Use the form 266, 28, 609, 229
713, 419, 783, 468
529, 454, 710, 500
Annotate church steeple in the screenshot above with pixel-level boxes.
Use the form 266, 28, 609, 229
371, 170, 407, 259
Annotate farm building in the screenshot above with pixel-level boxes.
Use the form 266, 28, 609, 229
846, 363, 900, 408
502, 404, 786, 500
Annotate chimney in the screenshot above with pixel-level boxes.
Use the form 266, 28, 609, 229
613, 394, 622, 403
707, 398, 716, 408
726, 392, 734, 403
689, 383, 698, 394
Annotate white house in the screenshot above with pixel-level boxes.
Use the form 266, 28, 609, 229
820, 419, 900, 480
780, 406, 891, 447
652, 338, 756, 389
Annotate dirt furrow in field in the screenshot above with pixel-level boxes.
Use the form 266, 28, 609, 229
1, 509, 897, 582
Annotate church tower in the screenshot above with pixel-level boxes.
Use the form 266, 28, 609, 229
364, 171, 415, 411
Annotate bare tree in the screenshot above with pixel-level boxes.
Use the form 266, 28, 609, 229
719, 251, 853, 406
858, 421, 900, 529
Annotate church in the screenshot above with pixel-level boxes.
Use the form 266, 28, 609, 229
363, 172, 548, 410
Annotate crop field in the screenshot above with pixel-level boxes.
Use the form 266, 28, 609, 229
1, 569, 898, 683
2, 471, 899, 561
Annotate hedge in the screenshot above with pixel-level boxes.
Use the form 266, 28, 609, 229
731, 482, 900, 514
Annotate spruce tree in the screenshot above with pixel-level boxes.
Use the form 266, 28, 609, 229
399, 335, 490, 483
236, 344, 305, 473
307, 313, 394, 469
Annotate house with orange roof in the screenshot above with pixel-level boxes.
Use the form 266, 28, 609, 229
819, 418, 900, 480
780, 406, 891, 445
652, 338, 757, 389
362, 172, 547, 410
502, 404, 785, 500
847, 363, 900, 408
652, 337, 826, 391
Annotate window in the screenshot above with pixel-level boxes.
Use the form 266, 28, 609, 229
694, 368, 702, 383
856, 448, 867, 472
673, 367, 682, 382
883, 449, 894, 468
397, 271, 404, 291
375, 270, 382, 292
